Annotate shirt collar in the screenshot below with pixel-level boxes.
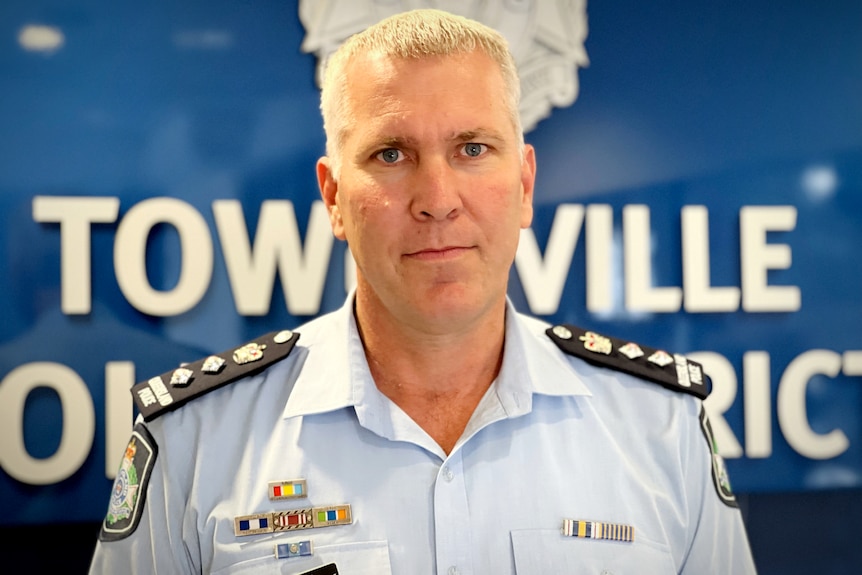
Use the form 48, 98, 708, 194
283, 294, 591, 421
282, 295, 356, 418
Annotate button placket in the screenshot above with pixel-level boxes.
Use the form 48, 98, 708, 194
434, 451, 472, 575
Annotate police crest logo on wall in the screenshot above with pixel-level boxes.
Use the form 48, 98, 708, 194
298, 0, 590, 132
100, 424, 159, 541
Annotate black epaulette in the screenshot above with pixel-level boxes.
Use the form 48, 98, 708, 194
546, 324, 710, 400
131, 330, 300, 422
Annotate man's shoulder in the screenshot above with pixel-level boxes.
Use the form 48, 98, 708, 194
543, 321, 710, 400
129, 307, 348, 423
131, 329, 301, 423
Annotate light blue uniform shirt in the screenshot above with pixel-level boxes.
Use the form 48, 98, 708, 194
89, 297, 757, 574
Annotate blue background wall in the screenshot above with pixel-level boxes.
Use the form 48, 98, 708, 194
1, 1, 860, 572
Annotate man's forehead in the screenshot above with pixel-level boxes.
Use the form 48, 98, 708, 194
348, 105, 512, 151
343, 51, 506, 116
346, 48, 501, 92
336, 49, 515, 151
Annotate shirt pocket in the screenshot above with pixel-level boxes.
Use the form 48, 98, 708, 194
211, 539, 392, 575
511, 529, 676, 574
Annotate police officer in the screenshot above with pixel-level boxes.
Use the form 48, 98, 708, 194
90, 9, 757, 574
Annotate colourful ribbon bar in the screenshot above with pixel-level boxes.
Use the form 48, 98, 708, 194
235, 504, 352, 537
234, 513, 272, 536
269, 479, 307, 500
561, 519, 634, 542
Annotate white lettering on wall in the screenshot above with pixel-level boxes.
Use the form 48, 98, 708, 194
682, 205, 741, 312
32, 196, 120, 314
114, 197, 213, 316
585, 204, 614, 313
33, 197, 803, 318
213, 199, 333, 316
740, 206, 801, 312
777, 350, 847, 459
623, 205, 683, 312
743, 351, 773, 458
104, 361, 134, 478
0, 362, 95, 484
516, 204, 583, 315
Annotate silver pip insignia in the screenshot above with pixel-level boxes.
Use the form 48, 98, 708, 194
201, 355, 226, 374
170, 368, 194, 387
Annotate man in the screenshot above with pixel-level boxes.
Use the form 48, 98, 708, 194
90, 9, 757, 574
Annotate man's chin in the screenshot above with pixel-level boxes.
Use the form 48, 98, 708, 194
408, 285, 503, 328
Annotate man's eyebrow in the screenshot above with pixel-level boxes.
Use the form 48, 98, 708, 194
379, 136, 416, 147
450, 129, 506, 142
358, 136, 418, 151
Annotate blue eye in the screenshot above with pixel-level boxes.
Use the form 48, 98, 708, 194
378, 148, 402, 163
463, 143, 485, 157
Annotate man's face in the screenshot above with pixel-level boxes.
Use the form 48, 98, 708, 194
318, 49, 535, 333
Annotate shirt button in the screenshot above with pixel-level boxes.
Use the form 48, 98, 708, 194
448, 567, 460, 575
442, 467, 454, 481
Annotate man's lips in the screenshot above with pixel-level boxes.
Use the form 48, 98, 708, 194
404, 246, 473, 260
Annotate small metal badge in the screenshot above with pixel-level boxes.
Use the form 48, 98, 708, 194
562, 519, 634, 542
273, 330, 294, 344
552, 325, 573, 340
201, 355, 226, 374
580, 331, 612, 355
138, 376, 173, 408
275, 540, 313, 559
618, 343, 644, 360
674, 354, 691, 387
648, 350, 673, 367
233, 343, 266, 365
688, 362, 704, 386
269, 479, 307, 500
170, 368, 194, 387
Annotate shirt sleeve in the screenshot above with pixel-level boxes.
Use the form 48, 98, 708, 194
680, 403, 758, 574
88, 419, 198, 574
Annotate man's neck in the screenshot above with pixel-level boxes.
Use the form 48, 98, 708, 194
354, 293, 507, 454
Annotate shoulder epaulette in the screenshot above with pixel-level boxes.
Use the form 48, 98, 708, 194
131, 330, 300, 422
546, 324, 710, 400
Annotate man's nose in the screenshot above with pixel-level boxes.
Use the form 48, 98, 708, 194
409, 156, 463, 221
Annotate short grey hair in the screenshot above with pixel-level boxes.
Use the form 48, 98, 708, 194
319, 9, 523, 179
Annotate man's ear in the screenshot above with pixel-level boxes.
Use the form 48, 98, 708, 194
317, 157, 346, 240
519, 144, 536, 229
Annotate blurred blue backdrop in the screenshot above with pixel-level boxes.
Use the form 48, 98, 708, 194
1, 1, 860, 572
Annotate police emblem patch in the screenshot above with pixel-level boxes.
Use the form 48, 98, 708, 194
100, 422, 158, 541
699, 407, 737, 508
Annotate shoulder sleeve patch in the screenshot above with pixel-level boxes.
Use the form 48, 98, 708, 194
700, 406, 738, 507
100, 421, 158, 541
546, 324, 710, 400
132, 329, 300, 422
